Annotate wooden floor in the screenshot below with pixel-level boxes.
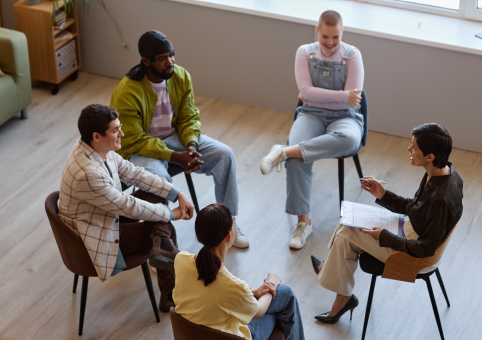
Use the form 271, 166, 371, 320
1, 72, 481, 340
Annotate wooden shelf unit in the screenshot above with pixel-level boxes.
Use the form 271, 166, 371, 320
14, 0, 81, 85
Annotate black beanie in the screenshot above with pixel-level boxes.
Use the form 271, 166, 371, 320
138, 30, 173, 58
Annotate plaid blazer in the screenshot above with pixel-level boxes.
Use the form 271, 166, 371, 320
58, 139, 173, 281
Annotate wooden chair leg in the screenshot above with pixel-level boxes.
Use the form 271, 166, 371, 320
141, 262, 161, 322
73, 274, 79, 293
184, 172, 200, 214
352, 154, 363, 183
338, 158, 344, 208
435, 268, 450, 307
361, 275, 378, 340
424, 276, 445, 340
79, 276, 89, 336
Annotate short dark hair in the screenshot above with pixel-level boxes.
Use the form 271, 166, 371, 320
411, 123, 452, 169
78, 104, 119, 145
318, 10, 343, 27
195, 204, 233, 286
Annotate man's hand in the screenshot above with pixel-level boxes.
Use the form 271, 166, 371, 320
360, 226, 383, 240
170, 144, 204, 173
177, 192, 195, 220
186, 143, 204, 174
171, 207, 182, 221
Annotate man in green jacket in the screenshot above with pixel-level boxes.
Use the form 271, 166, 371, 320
111, 30, 248, 249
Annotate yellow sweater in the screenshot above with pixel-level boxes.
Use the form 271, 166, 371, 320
173, 251, 259, 340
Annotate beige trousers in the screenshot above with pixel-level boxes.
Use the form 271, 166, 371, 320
318, 220, 436, 296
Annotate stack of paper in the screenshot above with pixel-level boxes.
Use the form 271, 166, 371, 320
340, 201, 404, 235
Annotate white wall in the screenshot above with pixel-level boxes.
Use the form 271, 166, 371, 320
5, 0, 481, 152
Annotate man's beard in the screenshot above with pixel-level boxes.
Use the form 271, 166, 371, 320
149, 63, 174, 80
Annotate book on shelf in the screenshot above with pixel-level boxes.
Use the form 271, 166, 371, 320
54, 22, 66, 30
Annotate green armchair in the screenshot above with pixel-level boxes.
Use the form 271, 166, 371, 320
0, 27, 32, 126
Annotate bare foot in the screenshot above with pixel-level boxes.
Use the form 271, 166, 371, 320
330, 294, 352, 316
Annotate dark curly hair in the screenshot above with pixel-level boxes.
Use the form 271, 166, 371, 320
78, 104, 119, 145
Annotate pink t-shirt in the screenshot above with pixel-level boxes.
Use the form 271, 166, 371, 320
148, 80, 176, 138
295, 41, 364, 110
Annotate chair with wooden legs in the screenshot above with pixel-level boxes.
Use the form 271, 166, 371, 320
170, 307, 285, 340
45, 191, 160, 336
359, 225, 457, 340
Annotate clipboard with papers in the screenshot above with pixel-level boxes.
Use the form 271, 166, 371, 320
340, 200, 404, 236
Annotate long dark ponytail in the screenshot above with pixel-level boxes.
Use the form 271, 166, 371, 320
195, 204, 233, 286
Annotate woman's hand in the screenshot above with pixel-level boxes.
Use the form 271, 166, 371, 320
360, 226, 383, 240
361, 176, 386, 200
264, 273, 281, 287
252, 283, 271, 299
347, 89, 362, 108
298, 93, 308, 104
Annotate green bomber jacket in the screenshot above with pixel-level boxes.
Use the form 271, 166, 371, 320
110, 64, 201, 161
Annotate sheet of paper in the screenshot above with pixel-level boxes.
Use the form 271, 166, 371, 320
340, 201, 402, 234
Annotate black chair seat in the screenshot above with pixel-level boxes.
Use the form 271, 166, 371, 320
359, 252, 385, 276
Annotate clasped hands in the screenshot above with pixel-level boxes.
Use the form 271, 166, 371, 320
171, 192, 195, 221
252, 273, 281, 299
170, 142, 204, 174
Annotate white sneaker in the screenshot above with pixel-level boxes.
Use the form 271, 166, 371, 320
288, 222, 313, 250
233, 218, 249, 248
260, 145, 287, 175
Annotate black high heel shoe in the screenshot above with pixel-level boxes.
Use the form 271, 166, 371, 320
314, 295, 359, 324
311, 255, 324, 275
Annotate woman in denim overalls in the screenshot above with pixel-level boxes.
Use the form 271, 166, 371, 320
260, 11, 364, 250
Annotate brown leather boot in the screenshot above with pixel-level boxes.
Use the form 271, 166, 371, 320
159, 292, 175, 313
149, 236, 179, 271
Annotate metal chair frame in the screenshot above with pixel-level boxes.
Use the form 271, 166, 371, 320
290, 91, 369, 207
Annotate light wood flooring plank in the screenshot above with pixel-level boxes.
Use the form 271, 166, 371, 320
0, 72, 481, 339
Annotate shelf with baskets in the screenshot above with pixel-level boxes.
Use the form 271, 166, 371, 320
14, 0, 81, 95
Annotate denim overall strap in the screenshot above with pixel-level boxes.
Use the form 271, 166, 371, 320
341, 46, 355, 65
308, 42, 317, 55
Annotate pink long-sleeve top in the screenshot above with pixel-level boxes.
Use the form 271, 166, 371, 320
295, 41, 364, 110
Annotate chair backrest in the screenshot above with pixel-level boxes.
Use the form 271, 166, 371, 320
383, 224, 457, 282
359, 90, 369, 147
170, 308, 244, 340
45, 191, 98, 277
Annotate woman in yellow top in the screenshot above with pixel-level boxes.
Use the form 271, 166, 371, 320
173, 204, 305, 340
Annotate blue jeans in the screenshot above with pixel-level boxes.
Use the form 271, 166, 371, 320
129, 133, 239, 215
285, 107, 363, 215
248, 284, 305, 340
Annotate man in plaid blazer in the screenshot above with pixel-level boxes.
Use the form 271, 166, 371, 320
58, 104, 195, 312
